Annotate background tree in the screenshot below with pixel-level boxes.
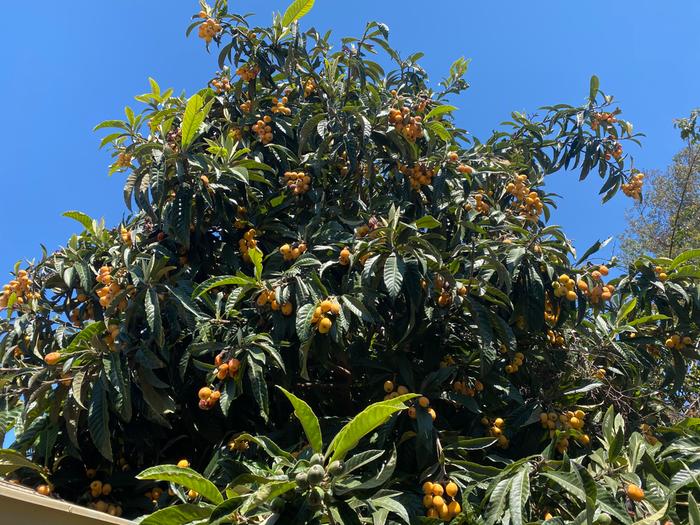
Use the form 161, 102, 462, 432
0, 2, 699, 525
619, 112, 700, 263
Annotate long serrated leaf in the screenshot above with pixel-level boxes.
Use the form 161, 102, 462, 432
277, 386, 322, 452
137, 465, 223, 504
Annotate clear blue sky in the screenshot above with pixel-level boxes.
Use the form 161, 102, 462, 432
1, 1, 699, 275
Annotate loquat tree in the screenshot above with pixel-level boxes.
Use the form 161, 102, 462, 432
1, 1, 700, 524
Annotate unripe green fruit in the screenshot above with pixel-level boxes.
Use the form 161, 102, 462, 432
327, 460, 345, 476
307, 487, 323, 507
596, 513, 612, 525
310, 453, 324, 466
307, 464, 325, 485
295, 472, 308, 488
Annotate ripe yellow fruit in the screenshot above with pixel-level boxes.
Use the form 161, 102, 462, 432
36, 484, 51, 496
44, 352, 61, 366
427, 408, 437, 421
427, 508, 439, 518
318, 317, 332, 334
397, 385, 409, 395
101, 483, 112, 496
544, 512, 553, 521
659, 272, 668, 282
418, 396, 430, 408
432, 495, 445, 508
599, 265, 609, 276
626, 484, 645, 501
320, 300, 334, 313
558, 274, 570, 284
574, 409, 585, 419
422, 494, 434, 508
422, 481, 434, 494
445, 481, 458, 497
494, 417, 505, 428
431, 483, 444, 496
198, 386, 212, 400
448, 500, 461, 516
177, 459, 190, 468
90, 480, 103, 493
384, 380, 395, 393
330, 301, 341, 315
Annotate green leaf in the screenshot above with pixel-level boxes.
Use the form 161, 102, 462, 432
281, 0, 315, 26
589, 75, 600, 102
193, 275, 254, 297
145, 288, 164, 347
509, 466, 531, 525
326, 394, 417, 462
690, 493, 700, 525
0, 448, 43, 477
140, 503, 213, 525
427, 120, 451, 141
249, 247, 264, 281
88, 378, 113, 462
631, 501, 668, 525
542, 471, 586, 502
414, 215, 441, 229
137, 465, 224, 505
425, 105, 457, 121
669, 248, 700, 270
383, 253, 405, 298
62, 211, 95, 233
240, 480, 296, 514
277, 386, 322, 453
181, 94, 212, 150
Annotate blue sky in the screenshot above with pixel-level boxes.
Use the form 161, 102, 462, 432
1, 1, 699, 273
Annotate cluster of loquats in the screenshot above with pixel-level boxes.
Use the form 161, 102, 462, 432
211, 73, 232, 93
421, 480, 461, 521
227, 437, 250, 452
605, 137, 623, 161
544, 299, 559, 324
664, 333, 694, 350
283, 170, 311, 195
311, 298, 341, 334
451, 378, 484, 397
553, 274, 578, 302
280, 241, 308, 262
144, 486, 164, 504
103, 323, 120, 352
579, 265, 614, 305
590, 110, 618, 131
197, 17, 222, 44
270, 96, 292, 116
539, 409, 590, 453
505, 352, 525, 374
464, 190, 490, 214
654, 265, 669, 282
621, 172, 644, 200
236, 63, 259, 82
256, 289, 294, 316
35, 484, 52, 496
252, 116, 273, 144
456, 163, 474, 175
232, 205, 247, 229
388, 106, 423, 142
0, 270, 38, 309
119, 225, 132, 244
546, 329, 566, 347
293, 453, 346, 510
338, 246, 351, 265
481, 416, 509, 448
197, 386, 221, 410
85, 479, 122, 517
115, 152, 132, 168
238, 228, 257, 263
239, 99, 252, 113
303, 78, 316, 97
405, 395, 436, 421
214, 353, 241, 380
96, 266, 123, 309
506, 174, 543, 221
400, 162, 435, 191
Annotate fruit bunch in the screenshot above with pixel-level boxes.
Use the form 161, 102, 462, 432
586, 282, 614, 305
280, 241, 307, 262
311, 299, 341, 334
621, 172, 644, 199
544, 299, 559, 324
400, 162, 435, 191
406, 395, 436, 421
198, 18, 222, 44
96, 266, 122, 309
303, 78, 316, 97
639, 423, 659, 445
283, 170, 311, 195
465, 190, 490, 214
505, 352, 524, 374
664, 333, 693, 350
546, 330, 565, 347
293, 454, 345, 510
84, 480, 122, 516
506, 174, 531, 200
103, 324, 120, 352
211, 73, 232, 93
388, 107, 423, 142
239, 99, 252, 113
539, 409, 590, 452
654, 265, 668, 281
227, 437, 250, 452
456, 163, 474, 175
214, 355, 240, 380
451, 378, 483, 397
256, 289, 294, 316
481, 417, 509, 448
605, 138, 623, 160
252, 116, 273, 144
238, 228, 257, 263
552, 274, 578, 302
197, 386, 221, 410
271, 96, 292, 116
115, 152, 132, 168
0, 269, 37, 309
338, 246, 351, 265
590, 111, 618, 130
236, 64, 259, 82
421, 480, 461, 521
